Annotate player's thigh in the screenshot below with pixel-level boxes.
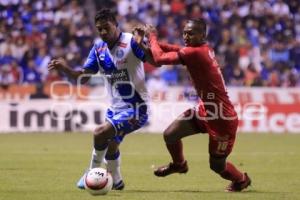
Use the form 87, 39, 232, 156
94, 121, 116, 139
164, 108, 207, 142
93, 122, 116, 147
208, 118, 238, 157
106, 108, 148, 143
208, 133, 236, 157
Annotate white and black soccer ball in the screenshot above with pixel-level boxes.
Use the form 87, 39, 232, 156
84, 168, 113, 195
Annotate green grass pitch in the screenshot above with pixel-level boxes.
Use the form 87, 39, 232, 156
0, 133, 300, 200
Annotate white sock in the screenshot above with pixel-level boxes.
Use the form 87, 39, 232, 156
102, 158, 108, 167
107, 155, 122, 184
89, 148, 107, 169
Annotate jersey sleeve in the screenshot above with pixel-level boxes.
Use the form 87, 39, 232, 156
158, 42, 181, 52
178, 47, 197, 64
83, 44, 99, 73
148, 34, 182, 65
130, 37, 146, 62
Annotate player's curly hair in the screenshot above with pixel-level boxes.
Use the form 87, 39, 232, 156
94, 8, 117, 25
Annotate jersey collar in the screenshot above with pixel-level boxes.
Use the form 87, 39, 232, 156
108, 32, 122, 50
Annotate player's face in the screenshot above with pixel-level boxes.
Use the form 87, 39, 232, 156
95, 20, 118, 44
183, 22, 204, 47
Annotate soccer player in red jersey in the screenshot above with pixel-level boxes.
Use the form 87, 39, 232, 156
135, 19, 251, 192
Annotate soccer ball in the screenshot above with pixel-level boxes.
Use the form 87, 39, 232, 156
84, 168, 113, 195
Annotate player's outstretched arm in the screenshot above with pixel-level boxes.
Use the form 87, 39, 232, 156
132, 25, 158, 66
133, 24, 182, 66
158, 42, 181, 52
147, 31, 182, 66
48, 58, 93, 84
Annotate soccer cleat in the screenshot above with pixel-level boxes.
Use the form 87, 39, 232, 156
225, 173, 251, 192
154, 160, 188, 177
112, 180, 125, 190
76, 171, 88, 189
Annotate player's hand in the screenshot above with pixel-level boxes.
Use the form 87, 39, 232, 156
144, 24, 157, 36
132, 24, 146, 45
48, 58, 68, 72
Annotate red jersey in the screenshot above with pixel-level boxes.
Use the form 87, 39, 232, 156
150, 35, 237, 121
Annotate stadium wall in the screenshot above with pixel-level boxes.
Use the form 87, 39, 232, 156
0, 87, 299, 134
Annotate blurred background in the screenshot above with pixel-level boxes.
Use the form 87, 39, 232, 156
0, 0, 299, 133
1, 2, 300, 198
1, 0, 300, 87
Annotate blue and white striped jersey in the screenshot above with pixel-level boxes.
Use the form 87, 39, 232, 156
83, 32, 148, 112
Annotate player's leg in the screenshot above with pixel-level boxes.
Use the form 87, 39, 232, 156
154, 108, 206, 177
104, 107, 148, 190
209, 154, 251, 192
105, 141, 124, 190
91, 122, 116, 167
208, 120, 251, 191
77, 121, 116, 189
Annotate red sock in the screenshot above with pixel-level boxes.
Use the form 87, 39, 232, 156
219, 162, 244, 182
166, 140, 185, 164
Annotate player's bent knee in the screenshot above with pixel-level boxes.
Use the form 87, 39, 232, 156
94, 122, 117, 144
94, 126, 104, 136
93, 125, 111, 139
163, 133, 183, 144
163, 131, 176, 143
209, 158, 226, 173
209, 162, 225, 173
106, 141, 119, 155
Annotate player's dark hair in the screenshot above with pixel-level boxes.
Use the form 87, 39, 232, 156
189, 18, 207, 36
95, 8, 117, 25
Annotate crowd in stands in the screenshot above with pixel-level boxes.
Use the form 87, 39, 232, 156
0, 0, 93, 87
0, 0, 300, 89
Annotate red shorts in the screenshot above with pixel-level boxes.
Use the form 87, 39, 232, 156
183, 103, 238, 157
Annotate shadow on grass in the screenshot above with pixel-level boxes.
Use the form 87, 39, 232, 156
122, 189, 223, 194
122, 189, 287, 194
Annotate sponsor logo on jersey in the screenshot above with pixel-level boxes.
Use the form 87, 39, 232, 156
108, 69, 130, 85
116, 49, 124, 58
118, 42, 127, 48
116, 58, 127, 65
99, 54, 105, 61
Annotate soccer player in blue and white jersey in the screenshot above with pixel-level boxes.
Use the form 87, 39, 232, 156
48, 8, 155, 190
